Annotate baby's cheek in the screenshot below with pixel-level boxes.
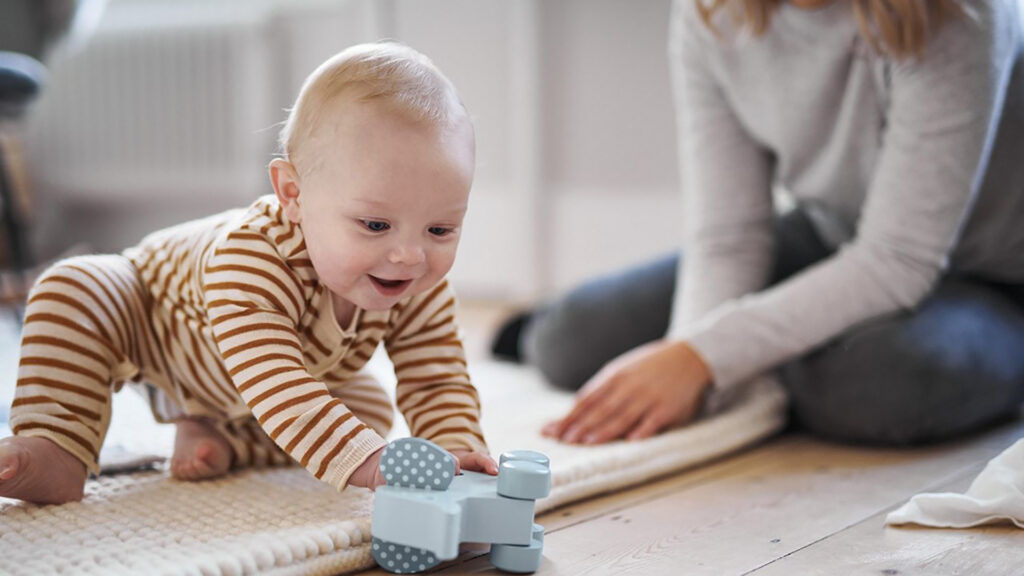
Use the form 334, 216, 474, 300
429, 246, 458, 275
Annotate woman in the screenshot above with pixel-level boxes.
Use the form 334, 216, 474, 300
497, 0, 1024, 446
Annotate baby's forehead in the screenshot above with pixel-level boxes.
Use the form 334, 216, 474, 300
298, 100, 470, 166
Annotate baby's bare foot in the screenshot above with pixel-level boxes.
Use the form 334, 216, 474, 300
0, 436, 88, 505
170, 419, 233, 481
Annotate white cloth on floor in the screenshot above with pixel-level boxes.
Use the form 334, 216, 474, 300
886, 438, 1024, 529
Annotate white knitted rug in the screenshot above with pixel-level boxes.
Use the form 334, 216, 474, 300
0, 361, 786, 575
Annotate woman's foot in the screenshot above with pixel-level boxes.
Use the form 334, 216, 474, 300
490, 310, 532, 362
170, 419, 233, 481
0, 436, 88, 504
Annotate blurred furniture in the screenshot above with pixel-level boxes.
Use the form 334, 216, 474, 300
0, 0, 105, 311
0, 51, 45, 271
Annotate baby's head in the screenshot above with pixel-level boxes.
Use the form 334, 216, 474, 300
270, 42, 475, 314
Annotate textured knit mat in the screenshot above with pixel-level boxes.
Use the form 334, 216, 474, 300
0, 362, 786, 575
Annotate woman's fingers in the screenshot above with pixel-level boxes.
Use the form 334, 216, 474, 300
541, 419, 564, 437
562, 383, 633, 443
580, 398, 650, 444
549, 367, 625, 439
626, 409, 670, 441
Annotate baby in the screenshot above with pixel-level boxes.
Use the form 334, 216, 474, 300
0, 41, 497, 505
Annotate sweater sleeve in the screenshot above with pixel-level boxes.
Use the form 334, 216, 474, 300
385, 279, 488, 454
665, 0, 776, 347
669, 1, 1020, 390
203, 229, 387, 491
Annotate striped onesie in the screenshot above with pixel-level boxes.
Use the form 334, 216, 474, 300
8, 195, 487, 490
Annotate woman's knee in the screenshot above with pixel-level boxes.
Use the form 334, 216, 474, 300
782, 281, 1024, 445
523, 254, 678, 392
522, 296, 603, 391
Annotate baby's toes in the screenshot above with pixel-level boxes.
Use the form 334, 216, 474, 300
196, 441, 230, 474
0, 447, 21, 480
190, 454, 217, 478
169, 457, 189, 479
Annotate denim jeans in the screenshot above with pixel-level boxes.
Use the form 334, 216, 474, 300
522, 209, 1024, 445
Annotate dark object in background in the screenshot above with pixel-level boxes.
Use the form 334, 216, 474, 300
0, 0, 79, 59
0, 51, 45, 272
0, 0, 103, 312
490, 311, 532, 363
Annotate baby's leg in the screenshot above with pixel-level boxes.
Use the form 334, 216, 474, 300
0, 436, 87, 504
2, 255, 146, 504
186, 417, 293, 475
193, 372, 393, 478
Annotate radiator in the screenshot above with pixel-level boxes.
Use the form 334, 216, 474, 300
25, 3, 281, 205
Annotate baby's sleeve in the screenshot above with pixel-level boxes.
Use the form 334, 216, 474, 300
385, 278, 488, 454
202, 229, 387, 490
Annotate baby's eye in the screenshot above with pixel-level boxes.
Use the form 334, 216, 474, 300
428, 226, 452, 237
361, 220, 390, 232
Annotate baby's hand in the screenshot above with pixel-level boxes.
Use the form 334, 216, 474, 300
449, 449, 498, 476
347, 446, 386, 490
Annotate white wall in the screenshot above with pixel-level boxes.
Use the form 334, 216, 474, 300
538, 0, 682, 291
24, 0, 683, 302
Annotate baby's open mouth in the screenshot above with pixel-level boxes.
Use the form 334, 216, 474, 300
369, 275, 412, 294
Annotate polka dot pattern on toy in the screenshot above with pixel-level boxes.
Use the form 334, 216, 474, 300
379, 438, 456, 491
371, 537, 440, 574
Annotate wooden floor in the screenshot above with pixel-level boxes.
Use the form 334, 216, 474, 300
361, 303, 1024, 576
363, 418, 1024, 575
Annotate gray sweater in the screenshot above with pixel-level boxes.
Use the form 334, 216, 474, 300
666, 0, 1024, 395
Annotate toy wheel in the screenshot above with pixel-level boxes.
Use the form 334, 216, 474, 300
372, 537, 442, 574
497, 460, 551, 500
489, 531, 543, 574
499, 450, 549, 469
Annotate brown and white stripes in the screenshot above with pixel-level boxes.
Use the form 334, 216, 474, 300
9, 196, 486, 490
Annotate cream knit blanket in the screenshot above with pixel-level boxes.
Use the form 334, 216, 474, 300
0, 362, 786, 575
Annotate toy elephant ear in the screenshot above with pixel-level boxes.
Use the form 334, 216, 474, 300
378, 437, 458, 491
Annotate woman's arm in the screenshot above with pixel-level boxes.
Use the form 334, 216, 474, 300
666, 0, 776, 332
542, 0, 777, 443
675, 0, 1020, 391
545, 0, 1020, 444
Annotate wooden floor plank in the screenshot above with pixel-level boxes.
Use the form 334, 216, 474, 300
749, 461, 1024, 575
406, 420, 1024, 575
359, 304, 1024, 576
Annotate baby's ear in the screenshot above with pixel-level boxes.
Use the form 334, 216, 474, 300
269, 158, 302, 223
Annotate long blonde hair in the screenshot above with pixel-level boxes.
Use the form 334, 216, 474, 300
695, 0, 964, 58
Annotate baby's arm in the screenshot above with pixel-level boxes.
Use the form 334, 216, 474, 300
203, 230, 386, 490
385, 279, 490, 457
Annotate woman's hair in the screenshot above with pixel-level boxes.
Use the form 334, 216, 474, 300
278, 41, 466, 167
695, 0, 964, 58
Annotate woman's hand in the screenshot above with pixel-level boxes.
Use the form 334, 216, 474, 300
542, 340, 712, 444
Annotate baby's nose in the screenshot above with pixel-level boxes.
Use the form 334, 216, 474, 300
388, 243, 426, 265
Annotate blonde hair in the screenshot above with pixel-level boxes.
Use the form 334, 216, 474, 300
279, 41, 466, 168
695, 0, 964, 58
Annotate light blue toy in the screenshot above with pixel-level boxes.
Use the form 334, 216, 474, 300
370, 437, 551, 574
